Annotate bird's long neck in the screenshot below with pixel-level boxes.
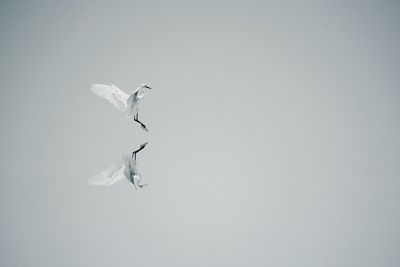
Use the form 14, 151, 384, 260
137, 88, 146, 98
132, 87, 145, 99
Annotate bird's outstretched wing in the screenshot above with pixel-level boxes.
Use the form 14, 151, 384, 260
91, 83, 129, 112
88, 161, 125, 186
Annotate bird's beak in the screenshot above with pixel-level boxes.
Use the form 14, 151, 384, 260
144, 85, 152, 89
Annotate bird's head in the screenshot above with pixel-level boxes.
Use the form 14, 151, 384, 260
140, 83, 152, 90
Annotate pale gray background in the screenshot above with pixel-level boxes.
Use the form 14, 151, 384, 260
1, 0, 399, 266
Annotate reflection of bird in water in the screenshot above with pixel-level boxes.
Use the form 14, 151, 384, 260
91, 83, 152, 131
89, 142, 148, 190
126, 142, 148, 189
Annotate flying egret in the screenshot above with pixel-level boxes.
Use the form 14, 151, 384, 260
89, 142, 148, 190
91, 83, 152, 131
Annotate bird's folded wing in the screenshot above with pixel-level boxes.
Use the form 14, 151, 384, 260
89, 161, 125, 186
91, 83, 129, 112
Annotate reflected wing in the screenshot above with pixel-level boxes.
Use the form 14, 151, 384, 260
91, 83, 129, 112
89, 161, 125, 186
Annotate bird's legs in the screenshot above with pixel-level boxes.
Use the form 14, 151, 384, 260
131, 142, 148, 159
138, 183, 147, 188
133, 113, 148, 131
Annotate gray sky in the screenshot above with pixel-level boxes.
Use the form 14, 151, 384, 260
1, 1, 400, 266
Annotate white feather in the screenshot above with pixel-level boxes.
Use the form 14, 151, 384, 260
91, 83, 129, 112
89, 161, 125, 186
122, 155, 146, 190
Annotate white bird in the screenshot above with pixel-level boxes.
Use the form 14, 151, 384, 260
91, 83, 152, 131
89, 142, 148, 190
